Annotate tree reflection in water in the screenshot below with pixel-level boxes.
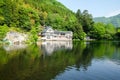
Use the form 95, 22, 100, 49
0, 41, 120, 80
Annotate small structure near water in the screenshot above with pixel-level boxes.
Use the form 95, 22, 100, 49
4, 31, 28, 44
40, 26, 73, 41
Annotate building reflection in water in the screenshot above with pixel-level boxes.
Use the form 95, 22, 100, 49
41, 41, 73, 55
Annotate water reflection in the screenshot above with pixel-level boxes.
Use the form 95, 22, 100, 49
41, 41, 73, 55
3, 44, 27, 51
0, 41, 120, 80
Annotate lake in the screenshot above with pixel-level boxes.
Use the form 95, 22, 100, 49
0, 41, 120, 80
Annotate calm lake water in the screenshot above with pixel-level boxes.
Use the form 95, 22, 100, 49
0, 41, 120, 80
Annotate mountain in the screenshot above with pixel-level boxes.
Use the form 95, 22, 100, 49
0, 0, 87, 40
0, 0, 78, 30
94, 14, 120, 27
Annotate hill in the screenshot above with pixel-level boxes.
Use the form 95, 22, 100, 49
0, 0, 119, 41
94, 14, 120, 27
0, 0, 77, 30
0, 0, 94, 39
0, 0, 88, 40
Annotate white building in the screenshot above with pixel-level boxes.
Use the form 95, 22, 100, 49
40, 26, 73, 41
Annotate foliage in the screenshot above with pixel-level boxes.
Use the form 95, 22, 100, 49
115, 28, 120, 39
0, 24, 9, 41
90, 23, 106, 39
29, 26, 38, 43
115, 32, 120, 39
76, 9, 94, 34
90, 22, 116, 39
72, 22, 86, 39
104, 23, 116, 39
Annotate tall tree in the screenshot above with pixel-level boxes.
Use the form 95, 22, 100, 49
76, 9, 94, 34
82, 10, 94, 34
76, 9, 82, 23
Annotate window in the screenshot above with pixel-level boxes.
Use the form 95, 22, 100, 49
61, 33, 65, 35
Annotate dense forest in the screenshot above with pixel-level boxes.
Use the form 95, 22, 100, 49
0, 0, 120, 41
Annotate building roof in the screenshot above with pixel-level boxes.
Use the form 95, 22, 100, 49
42, 26, 53, 33
41, 26, 72, 34
54, 30, 72, 34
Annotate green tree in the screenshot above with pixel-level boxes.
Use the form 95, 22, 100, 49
82, 10, 94, 34
72, 22, 86, 40
76, 9, 82, 23
90, 22, 106, 39
105, 23, 116, 35
76, 9, 94, 34
29, 26, 38, 43
104, 23, 116, 39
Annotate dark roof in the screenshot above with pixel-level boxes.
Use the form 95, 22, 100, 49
42, 26, 53, 33
41, 26, 72, 34
54, 30, 72, 34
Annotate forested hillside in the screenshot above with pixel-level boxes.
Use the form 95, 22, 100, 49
94, 14, 120, 28
0, 0, 91, 40
0, 0, 76, 30
0, 0, 119, 41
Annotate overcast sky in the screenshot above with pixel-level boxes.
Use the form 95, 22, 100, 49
57, 0, 120, 17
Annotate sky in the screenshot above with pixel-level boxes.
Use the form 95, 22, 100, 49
57, 0, 120, 17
